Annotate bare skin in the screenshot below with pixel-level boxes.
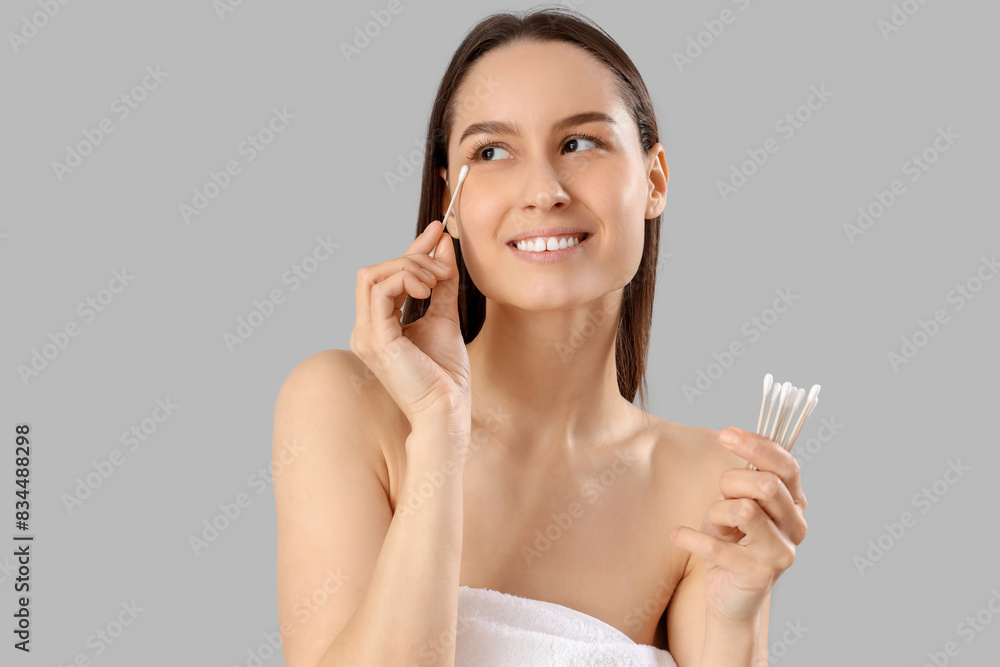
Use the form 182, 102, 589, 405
272, 37, 792, 666
415, 38, 765, 655
357, 346, 744, 650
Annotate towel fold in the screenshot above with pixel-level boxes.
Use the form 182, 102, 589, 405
453, 585, 678, 667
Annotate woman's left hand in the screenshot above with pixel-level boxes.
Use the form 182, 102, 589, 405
669, 426, 809, 623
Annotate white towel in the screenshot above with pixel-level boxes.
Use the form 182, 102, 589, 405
453, 585, 678, 667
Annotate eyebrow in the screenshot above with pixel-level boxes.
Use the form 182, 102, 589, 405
458, 111, 617, 146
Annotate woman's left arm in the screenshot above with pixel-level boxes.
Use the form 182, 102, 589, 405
665, 426, 808, 666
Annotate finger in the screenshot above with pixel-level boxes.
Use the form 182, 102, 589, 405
356, 259, 438, 330
356, 222, 442, 326
719, 469, 808, 544
718, 427, 807, 510
404, 250, 452, 280
706, 498, 797, 571
370, 270, 433, 340
406, 220, 445, 256
423, 228, 461, 324
670, 525, 747, 574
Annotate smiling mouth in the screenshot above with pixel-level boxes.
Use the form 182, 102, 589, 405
508, 232, 591, 252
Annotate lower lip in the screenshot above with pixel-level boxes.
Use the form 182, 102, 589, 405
507, 234, 592, 263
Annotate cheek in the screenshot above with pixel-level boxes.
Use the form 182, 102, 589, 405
602, 171, 648, 266
452, 176, 501, 284
454, 173, 497, 231
606, 174, 648, 285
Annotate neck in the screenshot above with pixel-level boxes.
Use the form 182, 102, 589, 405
467, 290, 640, 464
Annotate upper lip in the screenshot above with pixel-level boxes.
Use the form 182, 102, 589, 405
505, 227, 592, 245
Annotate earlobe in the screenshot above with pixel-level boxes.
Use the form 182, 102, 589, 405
439, 166, 461, 239
645, 144, 669, 219
446, 210, 461, 239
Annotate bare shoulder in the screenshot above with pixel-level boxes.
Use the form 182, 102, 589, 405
274, 349, 374, 430
657, 418, 743, 467
273, 348, 399, 492
647, 415, 745, 474
640, 413, 746, 508
278, 348, 376, 394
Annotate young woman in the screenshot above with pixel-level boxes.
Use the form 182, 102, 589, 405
273, 7, 808, 666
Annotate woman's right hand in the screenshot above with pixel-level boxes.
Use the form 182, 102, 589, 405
350, 220, 471, 430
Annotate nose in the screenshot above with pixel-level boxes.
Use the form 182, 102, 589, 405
520, 155, 570, 213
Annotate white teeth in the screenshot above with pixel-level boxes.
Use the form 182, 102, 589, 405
515, 235, 583, 252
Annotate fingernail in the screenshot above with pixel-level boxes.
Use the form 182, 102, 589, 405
719, 429, 741, 447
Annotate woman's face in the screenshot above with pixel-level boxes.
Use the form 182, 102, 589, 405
442, 39, 667, 310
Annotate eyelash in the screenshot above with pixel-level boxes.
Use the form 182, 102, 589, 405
465, 132, 607, 163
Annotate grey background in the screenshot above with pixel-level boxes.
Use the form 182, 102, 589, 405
2, 0, 998, 665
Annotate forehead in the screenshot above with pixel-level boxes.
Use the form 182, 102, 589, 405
450, 39, 626, 144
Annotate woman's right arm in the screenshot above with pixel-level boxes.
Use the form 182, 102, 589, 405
276, 220, 471, 666
273, 350, 469, 667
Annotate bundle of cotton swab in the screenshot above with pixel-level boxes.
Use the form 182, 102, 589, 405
429, 164, 469, 259
746, 373, 821, 471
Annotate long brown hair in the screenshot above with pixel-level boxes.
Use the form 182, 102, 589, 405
400, 6, 663, 411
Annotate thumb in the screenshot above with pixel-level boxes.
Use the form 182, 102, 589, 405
425, 227, 461, 323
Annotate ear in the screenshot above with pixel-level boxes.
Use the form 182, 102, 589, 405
439, 166, 462, 239
644, 143, 668, 220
